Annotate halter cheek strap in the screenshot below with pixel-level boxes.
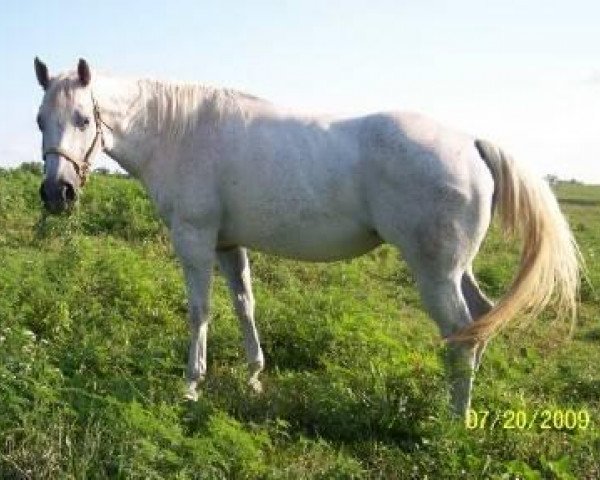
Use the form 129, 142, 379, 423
42, 94, 106, 186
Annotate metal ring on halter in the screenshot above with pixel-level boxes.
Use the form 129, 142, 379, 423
42, 94, 105, 186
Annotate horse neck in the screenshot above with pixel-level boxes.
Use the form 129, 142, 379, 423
93, 74, 243, 184
92, 75, 151, 177
94, 74, 212, 181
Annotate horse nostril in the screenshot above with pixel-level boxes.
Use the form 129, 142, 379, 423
62, 183, 77, 203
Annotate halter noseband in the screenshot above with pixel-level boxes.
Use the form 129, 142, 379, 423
42, 94, 106, 186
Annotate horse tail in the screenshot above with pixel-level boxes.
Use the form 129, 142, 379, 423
451, 139, 581, 343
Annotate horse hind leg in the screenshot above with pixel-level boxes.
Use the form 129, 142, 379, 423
462, 269, 493, 320
408, 248, 492, 415
368, 164, 495, 416
414, 270, 478, 416
461, 270, 494, 370
374, 210, 486, 416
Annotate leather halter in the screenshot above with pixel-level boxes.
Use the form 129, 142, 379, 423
42, 94, 106, 186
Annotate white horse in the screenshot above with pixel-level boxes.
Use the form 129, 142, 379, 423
33, 58, 580, 417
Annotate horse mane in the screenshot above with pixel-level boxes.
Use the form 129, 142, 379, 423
132, 78, 266, 140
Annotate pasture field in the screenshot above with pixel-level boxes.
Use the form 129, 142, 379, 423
0, 166, 598, 479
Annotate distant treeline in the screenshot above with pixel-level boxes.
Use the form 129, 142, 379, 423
544, 174, 583, 186
1, 162, 131, 178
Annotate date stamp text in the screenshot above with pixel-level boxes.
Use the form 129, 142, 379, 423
465, 408, 591, 430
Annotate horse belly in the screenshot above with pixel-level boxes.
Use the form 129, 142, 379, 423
219, 217, 382, 261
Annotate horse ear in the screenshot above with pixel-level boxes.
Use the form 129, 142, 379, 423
77, 58, 91, 87
34, 57, 50, 90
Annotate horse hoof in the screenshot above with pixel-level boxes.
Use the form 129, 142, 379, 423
184, 389, 198, 402
248, 377, 263, 394
184, 380, 200, 401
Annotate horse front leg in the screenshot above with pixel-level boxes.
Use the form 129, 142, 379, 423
172, 222, 216, 401
217, 247, 264, 392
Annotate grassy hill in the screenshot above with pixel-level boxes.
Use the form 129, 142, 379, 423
0, 168, 599, 479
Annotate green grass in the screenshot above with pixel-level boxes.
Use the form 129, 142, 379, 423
0, 168, 599, 479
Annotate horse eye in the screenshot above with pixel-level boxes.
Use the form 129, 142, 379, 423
76, 113, 91, 130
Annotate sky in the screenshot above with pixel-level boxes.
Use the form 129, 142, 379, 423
1, 0, 599, 182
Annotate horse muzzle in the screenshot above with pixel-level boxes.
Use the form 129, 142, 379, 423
40, 179, 78, 214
